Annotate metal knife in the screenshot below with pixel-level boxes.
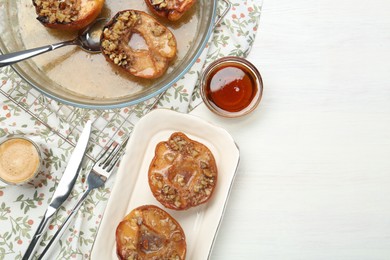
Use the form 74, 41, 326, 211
22, 120, 92, 260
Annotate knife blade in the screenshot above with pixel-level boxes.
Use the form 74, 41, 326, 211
22, 120, 92, 260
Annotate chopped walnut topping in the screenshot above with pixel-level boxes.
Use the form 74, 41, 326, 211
191, 148, 199, 157
33, 0, 81, 24
148, 132, 218, 210
174, 175, 186, 187
202, 168, 213, 178
116, 205, 186, 259
164, 153, 176, 162
174, 200, 181, 207
145, 0, 197, 21
101, 10, 177, 79
151, 0, 165, 4
101, 11, 139, 68
200, 161, 208, 169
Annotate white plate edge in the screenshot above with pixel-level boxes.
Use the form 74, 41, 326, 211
91, 109, 240, 259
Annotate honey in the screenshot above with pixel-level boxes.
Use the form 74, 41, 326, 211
201, 57, 262, 117
205, 64, 257, 112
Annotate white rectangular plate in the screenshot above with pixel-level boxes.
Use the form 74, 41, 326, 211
91, 109, 240, 259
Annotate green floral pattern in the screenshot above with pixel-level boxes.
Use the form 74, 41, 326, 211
0, 1, 262, 259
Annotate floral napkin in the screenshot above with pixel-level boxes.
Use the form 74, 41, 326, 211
0, 0, 262, 259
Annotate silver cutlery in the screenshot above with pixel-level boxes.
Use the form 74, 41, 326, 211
0, 18, 107, 68
22, 120, 92, 260
38, 140, 126, 260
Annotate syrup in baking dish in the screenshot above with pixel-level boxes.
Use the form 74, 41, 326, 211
204, 63, 258, 112
16, 0, 199, 99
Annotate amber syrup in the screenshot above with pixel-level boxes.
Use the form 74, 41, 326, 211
205, 63, 258, 112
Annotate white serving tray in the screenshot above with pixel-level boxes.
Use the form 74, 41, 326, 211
91, 109, 240, 259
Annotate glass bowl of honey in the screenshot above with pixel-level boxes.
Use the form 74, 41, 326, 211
200, 56, 263, 118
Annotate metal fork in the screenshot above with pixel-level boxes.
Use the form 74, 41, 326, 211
38, 141, 125, 260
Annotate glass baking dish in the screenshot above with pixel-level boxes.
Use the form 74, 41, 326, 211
0, 0, 218, 109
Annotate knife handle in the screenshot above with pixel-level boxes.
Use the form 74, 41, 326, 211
38, 189, 91, 260
22, 207, 56, 260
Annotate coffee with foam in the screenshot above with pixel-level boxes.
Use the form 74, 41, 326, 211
0, 138, 41, 185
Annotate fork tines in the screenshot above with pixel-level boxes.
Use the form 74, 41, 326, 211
97, 142, 124, 172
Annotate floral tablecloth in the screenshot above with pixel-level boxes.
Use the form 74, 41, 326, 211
0, 1, 262, 259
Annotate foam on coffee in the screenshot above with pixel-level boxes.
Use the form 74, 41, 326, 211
0, 138, 41, 184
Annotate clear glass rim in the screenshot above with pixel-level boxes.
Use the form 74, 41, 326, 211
200, 56, 263, 118
0, 136, 42, 185
0, 1, 218, 109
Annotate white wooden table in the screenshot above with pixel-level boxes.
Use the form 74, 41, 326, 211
192, 0, 390, 259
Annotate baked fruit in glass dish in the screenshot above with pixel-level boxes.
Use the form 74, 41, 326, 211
32, 0, 104, 30
145, 0, 197, 21
148, 132, 218, 210
100, 10, 177, 79
116, 205, 186, 260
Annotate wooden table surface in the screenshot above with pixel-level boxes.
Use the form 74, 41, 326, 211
192, 0, 390, 259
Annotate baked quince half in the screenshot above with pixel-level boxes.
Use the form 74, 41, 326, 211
32, 0, 104, 30
116, 205, 186, 260
145, 0, 197, 21
100, 10, 177, 79
148, 132, 218, 210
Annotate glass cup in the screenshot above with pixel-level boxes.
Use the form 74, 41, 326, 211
200, 56, 263, 118
0, 136, 42, 185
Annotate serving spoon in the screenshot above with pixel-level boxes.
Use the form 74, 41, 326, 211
0, 18, 108, 68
